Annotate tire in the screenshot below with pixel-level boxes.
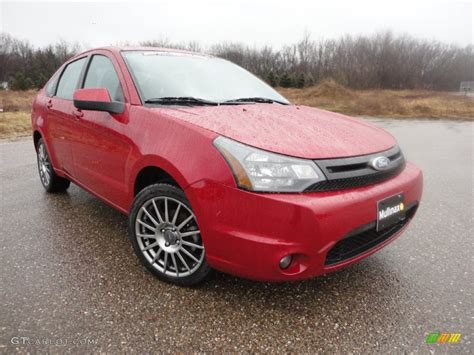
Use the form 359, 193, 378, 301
128, 183, 211, 286
36, 138, 70, 192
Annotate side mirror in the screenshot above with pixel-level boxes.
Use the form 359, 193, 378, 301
73, 88, 125, 114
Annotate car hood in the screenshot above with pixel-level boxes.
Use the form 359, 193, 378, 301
154, 104, 396, 159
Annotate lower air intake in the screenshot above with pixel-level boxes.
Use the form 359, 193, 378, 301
325, 203, 418, 266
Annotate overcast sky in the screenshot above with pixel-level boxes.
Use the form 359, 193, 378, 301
1, 0, 473, 49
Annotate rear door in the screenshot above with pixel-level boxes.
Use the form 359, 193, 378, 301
46, 56, 87, 176
70, 52, 132, 208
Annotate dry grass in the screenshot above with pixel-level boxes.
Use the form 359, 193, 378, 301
0, 89, 37, 112
279, 80, 474, 120
0, 111, 31, 139
0, 83, 472, 138
0, 90, 36, 138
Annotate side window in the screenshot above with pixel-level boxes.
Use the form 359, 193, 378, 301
56, 57, 87, 100
83, 55, 125, 102
45, 70, 60, 97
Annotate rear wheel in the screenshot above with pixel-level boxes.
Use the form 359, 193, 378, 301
128, 184, 211, 286
36, 138, 70, 192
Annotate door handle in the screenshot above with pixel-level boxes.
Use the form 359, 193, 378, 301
46, 100, 53, 109
72, 109, 84, 119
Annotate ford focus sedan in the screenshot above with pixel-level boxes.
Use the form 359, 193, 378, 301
31, 47, 423, 286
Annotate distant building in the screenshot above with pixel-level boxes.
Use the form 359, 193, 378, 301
0, 81, 8, 90
460, 81, 474, 92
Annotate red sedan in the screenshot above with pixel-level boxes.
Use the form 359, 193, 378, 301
31, 47, 423, 286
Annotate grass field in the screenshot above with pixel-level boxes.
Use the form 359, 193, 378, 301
0, 111, 31, 139
279, 80, 474, 119
0, 90, 35, 139
1, 83, 473, 138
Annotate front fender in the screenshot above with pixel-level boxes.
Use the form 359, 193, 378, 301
124, 106, 237, 211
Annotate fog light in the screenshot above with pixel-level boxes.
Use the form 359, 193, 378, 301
279, 255, 293, 269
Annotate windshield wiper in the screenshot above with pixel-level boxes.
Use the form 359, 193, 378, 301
145, 97, 219, 106
222, 97, 289, 105
145, 96, 289, 106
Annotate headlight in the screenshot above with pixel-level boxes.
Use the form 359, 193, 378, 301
213, 136, 326, 192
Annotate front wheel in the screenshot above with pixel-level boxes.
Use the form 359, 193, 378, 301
128, 184, 211, 286
36, 138, 70, 192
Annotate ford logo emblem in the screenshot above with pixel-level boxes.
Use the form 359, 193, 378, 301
370, 156, 391, 171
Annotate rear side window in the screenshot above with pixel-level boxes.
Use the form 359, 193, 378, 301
45, 71, 60, 97
56, 57, 87, 100
83, 55, 125, 102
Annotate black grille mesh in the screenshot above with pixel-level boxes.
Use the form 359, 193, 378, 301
306, 164, 405, 192
325, 203, 418, 266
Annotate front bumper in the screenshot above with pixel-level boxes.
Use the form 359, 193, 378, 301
185, 162, 423, 281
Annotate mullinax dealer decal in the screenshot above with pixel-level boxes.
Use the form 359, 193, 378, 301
378, 202, 404, 220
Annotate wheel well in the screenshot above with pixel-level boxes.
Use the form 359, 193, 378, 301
134, 166, 179, 196
33, 131, 42, 151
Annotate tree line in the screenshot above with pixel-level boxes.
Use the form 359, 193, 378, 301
1, 31, 472, 91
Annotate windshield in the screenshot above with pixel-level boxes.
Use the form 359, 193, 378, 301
122, 51, 289, 104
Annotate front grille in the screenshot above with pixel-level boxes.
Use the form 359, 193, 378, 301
306, 166, 404, 192
325, 203, 418, 266
306, 145, 405, 192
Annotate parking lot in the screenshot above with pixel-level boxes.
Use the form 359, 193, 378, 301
0, 119, 472, 353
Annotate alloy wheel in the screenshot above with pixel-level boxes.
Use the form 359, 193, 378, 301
134, 196, 205, 278
37, 143, 52, 187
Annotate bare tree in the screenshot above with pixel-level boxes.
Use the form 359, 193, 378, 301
1, 31, 472, 90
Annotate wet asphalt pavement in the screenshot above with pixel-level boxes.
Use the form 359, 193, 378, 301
0, 119, 473, 353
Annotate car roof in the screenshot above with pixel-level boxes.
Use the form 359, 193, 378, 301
72, 46, 212, 59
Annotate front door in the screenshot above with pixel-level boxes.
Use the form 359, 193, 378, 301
70, 54, 131, 208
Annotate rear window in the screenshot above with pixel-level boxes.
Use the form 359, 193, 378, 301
45, 71, 60, 97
